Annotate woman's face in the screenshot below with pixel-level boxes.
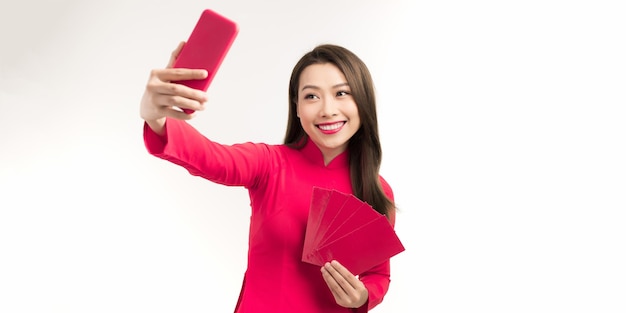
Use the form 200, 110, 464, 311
297, 63, 360, 164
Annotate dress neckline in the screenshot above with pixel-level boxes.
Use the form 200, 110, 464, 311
300, 137, 350, 169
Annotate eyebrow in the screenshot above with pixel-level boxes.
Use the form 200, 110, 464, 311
301, 82, 350, 92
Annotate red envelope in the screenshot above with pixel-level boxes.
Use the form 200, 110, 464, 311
302, 187, 405, 275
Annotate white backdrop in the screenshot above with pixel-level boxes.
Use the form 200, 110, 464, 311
1, 0, 625, 312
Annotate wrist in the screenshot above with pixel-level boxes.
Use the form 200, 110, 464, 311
145, 117, 166, 136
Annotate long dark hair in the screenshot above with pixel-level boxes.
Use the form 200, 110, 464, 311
284, 44, 394, 217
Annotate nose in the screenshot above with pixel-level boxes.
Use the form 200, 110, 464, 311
320, 96, 338, 117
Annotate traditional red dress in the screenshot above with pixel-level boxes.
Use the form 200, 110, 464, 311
144, 118, 396, 313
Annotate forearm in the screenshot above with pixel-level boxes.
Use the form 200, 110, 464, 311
358, 261, 392, 311
145, 117, 166, 136
143, 118, 269, 187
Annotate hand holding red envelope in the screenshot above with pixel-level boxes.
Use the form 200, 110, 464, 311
302, 187, 406, 276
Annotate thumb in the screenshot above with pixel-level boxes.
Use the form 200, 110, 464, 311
166, 41, 186, 68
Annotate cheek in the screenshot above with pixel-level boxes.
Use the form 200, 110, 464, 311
296, 101, 309, 119
347, 103, 360, 121
352, 116, 361, 130
297, 104, 315, 121
349, 108, 362, 129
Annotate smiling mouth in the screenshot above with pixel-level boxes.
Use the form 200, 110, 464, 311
317, 121, 346, 131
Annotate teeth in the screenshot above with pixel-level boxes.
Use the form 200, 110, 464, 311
319, 122, 343, 131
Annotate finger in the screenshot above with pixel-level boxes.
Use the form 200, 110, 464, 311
321, 266, 345, 299
328, 260, 360, 289
152, 93, 205, 113
151, 68, 209, 85
324, 262, 353, 293
165, 106, 198, 120
143, 101, 195, 123
322, 265, 365, 308
147, 77, 207, 103
323, 262, 368, 308
167, 41, 186, 68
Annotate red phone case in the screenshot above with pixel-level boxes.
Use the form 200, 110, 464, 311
171, 9, 239, 113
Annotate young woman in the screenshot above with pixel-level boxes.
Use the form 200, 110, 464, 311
140, 43, 397, 313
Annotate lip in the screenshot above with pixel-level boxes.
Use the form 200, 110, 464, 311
316, 121, 346, 134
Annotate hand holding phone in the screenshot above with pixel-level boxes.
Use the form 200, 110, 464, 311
171, 9, 239, 114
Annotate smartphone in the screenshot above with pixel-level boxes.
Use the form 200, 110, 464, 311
171, 9, 239, 113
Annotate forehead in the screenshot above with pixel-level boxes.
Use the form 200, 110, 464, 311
299, 63, 347, 88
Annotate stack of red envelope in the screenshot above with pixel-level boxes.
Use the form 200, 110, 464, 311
301, 186, 405, 275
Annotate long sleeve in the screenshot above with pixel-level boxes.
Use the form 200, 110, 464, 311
143, 119, 399, 312
354, 177, 397, 312
143, 118, 271, 188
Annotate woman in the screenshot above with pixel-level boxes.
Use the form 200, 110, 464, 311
140, 43, 397, 312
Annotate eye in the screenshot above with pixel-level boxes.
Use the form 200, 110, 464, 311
337, 90, 351, 97
304, 94, 319, 100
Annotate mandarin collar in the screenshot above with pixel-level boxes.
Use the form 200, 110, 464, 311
300, 137, 350, 169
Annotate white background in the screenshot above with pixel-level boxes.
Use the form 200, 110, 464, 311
1, 0, 625, 312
